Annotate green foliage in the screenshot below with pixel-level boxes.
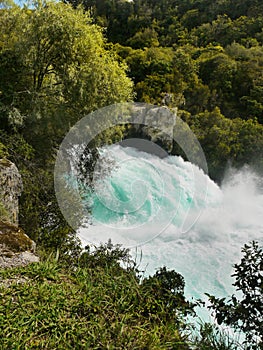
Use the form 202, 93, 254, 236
141, 266, 195, 320
128, 27, 160, 49
207, 241, 263, 349
0, 0, 261, 257
1, 0, 262, 195
180, 108, 263, 181
66, 0, 263, 129
0, 0, 133, 155
37, 222, 82, 266
0, 245, 192, 349
1, 240, 260, 350
22, 256, 61, 281
121, 45, 198, 106
79, 239, 136, 271
0, 1, 262, 348
0, 141, 7, 158
0, 1, 134, 246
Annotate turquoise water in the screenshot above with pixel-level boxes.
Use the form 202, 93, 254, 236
78, 145, 263, 317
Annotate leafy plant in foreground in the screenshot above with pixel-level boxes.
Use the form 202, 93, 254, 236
207, 241, 263, 349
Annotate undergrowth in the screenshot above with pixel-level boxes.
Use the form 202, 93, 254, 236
0, 259, 189, 349
0, 243, 244, 349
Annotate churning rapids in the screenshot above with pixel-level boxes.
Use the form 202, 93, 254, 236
78, 144, 263, 319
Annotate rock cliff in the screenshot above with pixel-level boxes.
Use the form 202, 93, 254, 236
0, 159, 39, 268
0, 158, 22, 225
127, 105, 177, 153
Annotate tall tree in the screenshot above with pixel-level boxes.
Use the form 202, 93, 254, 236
0, 1, 133, 155
0, 1, 133, 241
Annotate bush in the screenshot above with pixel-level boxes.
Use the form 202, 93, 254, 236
207, 241, 263, 349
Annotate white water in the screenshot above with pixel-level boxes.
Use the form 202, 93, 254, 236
78, 145, 263, 319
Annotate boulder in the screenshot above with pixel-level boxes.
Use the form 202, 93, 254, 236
0, 159, 39, 269
0, 221, 39, 269
128, 105, 177, 153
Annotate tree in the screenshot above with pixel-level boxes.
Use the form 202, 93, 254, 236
141, 266, 195, 321
0, 1, 133, 156
128, 27, 160, 49
198, 51, 237, 117
78, 239, 136, 273
180, 105, 263, 182
0, 1, 133, 242
207, 241, 263, 349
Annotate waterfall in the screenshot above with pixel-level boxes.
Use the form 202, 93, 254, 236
78, 144, 263, 315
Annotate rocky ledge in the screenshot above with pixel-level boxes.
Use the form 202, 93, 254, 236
0, 221, 39, 269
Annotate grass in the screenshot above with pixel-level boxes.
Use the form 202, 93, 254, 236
0, 247, 245, 350
0, 259, 190, 349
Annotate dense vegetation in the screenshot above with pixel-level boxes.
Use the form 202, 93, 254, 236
65, 0, 263, 179
0, 0, 133, 243
1, 240, 262, 349
0, 0, 262, 348
0, 243, 192, 349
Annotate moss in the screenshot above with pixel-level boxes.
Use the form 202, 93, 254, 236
0, 142, 8, 159
0, 158, 12, 168
0, 221, 33, 252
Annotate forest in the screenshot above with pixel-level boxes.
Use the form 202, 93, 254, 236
0, 0, 262, 348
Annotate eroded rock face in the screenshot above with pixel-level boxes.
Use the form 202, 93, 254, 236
142, 106, 177, 152
129, 105, 177, 153
0, 221, 39, 269
0, 161, 39, 269
0, 159, 23, 225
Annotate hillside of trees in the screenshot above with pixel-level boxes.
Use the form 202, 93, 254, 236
0, 0, 262, 239
66, 0, 263, 180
